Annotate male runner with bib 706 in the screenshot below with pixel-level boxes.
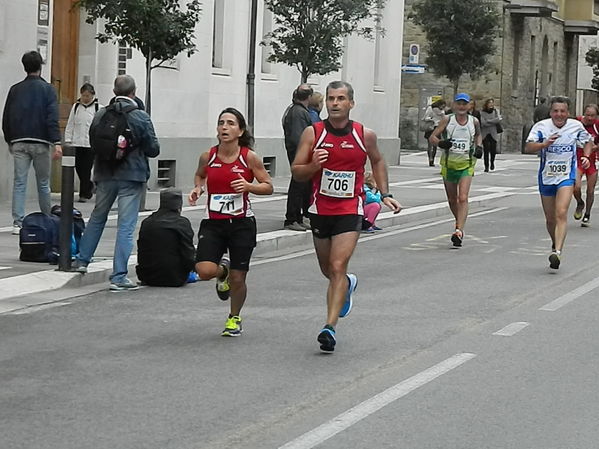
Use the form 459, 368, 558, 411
292, 81, 402, 353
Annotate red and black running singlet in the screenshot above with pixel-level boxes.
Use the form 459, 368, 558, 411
576, 116, 599, 168
204, 146, 255, 219
308, 120, 368, 216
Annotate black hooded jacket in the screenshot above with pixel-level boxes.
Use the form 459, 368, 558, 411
136, 189, 195, 287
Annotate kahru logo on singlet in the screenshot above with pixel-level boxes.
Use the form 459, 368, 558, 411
231, 165, 245, 174
340, 141, 354, 149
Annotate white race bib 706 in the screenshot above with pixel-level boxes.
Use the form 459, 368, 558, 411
319, 169, 356, 198
209, 193, 244, 215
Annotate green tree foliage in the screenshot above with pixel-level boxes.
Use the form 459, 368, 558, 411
76, 0, 202, 114
262, 0, 386, 83
410, 0, 500, 94
585, 47, 599, 91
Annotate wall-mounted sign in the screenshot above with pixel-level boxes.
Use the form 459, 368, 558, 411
408, 44, 420, 65
37, 27, 48, 64
38, 0, 49, 26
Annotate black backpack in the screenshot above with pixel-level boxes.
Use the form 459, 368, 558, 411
90, 101, 137, 164
19, 212, 60, 263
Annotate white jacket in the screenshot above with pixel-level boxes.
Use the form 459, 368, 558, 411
64, 99, 101, 148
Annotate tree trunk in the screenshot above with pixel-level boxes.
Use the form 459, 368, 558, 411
145, 49, 152, 116
300, 65, 309, 83
452, 78, 459, 98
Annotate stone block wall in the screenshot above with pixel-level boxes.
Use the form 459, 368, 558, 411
401, 0, 581, 153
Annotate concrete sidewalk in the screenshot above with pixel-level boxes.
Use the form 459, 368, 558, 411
0, 152, 541, 311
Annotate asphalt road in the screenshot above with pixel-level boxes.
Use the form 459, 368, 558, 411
2, 161, 599, 449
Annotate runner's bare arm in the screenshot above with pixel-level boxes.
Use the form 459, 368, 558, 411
580, 140, 593, 169
188, 152, 210, 205
365, 128, 402, 214
524, 133, 558, 153
230, 151, 274, 195
291, 126, 327, 182
429, 116, 449, 146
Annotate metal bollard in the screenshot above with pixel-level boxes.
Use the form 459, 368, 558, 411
58, 145, 75, 271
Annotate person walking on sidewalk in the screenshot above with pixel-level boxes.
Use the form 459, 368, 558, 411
2, 50, 62, 235
72, 75, 160, 291
283, 84, 313, 231
422, 99, 446, 167
188, 107, 273, 337
573, 104, 599, 227
64, 83, 101, 203
429, 92, 483, 247
525, 96, 593, 270
292, 81, 402, 352
479, 98, 502, 172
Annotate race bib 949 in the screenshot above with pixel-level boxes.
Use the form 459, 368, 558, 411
320, 169, 356, 198
209, 193, 244, 215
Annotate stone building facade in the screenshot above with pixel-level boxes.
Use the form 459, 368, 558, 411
401, 0, 599, 154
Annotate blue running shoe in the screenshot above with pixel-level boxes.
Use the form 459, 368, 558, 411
317, 325, 336, 352
339, 273, 357, 318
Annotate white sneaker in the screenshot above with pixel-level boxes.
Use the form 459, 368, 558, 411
12, 225, 21, 235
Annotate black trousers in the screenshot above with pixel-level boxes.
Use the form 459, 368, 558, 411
75, 147, 95, 199
285, 149, 311, 225
483, 135, 497, 170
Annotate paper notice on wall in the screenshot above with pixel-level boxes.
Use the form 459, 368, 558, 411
37, 27, 48, 64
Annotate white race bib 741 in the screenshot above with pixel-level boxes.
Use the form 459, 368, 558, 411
209, 193, 244, 215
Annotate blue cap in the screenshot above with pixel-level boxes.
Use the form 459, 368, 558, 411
454, 93, 471, 102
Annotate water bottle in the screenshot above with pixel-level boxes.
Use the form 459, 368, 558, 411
116, 134, 127, 160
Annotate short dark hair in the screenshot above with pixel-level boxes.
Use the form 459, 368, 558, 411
296, 84, 313, 102
218, 107, 255, 149
550, 96, 571, 110
80, 83, 95, 95
326, 81, 354, 101
22, 51, 43, 74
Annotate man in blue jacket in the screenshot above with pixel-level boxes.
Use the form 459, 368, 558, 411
2, 51, 62, 235
72, 75, 160, 291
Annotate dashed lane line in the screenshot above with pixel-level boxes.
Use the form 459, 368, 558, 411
493, 322, 530, 337
539, 276, 599, 312
278, 353, 476, 449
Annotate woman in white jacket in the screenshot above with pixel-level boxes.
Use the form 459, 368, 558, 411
64, 83, 101, 202
422, 99, 446, 166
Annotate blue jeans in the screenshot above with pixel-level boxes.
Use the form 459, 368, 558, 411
11, 142, 52, 226
76, 180, 144, 283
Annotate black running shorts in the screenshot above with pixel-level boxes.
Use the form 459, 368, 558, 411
309, 214, 362, 239
196, 217, 257, 271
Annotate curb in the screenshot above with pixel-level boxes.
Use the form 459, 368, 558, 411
0, 191, 512, 312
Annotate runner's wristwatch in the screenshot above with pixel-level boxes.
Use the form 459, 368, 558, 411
381, 193, 394, 199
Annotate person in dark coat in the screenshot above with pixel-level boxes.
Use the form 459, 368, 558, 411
136, 188, 195, 287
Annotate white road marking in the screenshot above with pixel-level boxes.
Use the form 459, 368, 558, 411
0, 266, 12, 271
493, 322, 530, 336
254, 208, 508, 265
278, 353, 476, 449
539, 277, 599, 312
